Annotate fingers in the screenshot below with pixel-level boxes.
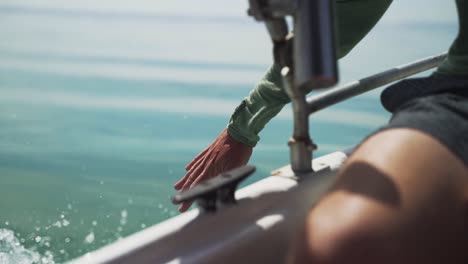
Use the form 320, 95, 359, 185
179, 153, 211, 190
177, 167, 212, 212
185, 147, 209, 171
174, 152, 208, 190
185, 129, 227, 171
173, 179, 185, 191
178, 201, 192, 212
180, 164, 205, 191
173, 130, 233, 212
190, 162, 214, 189
176, 153, 218, 213
176, 176, 198, 212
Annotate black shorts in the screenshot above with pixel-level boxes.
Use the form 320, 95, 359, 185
377, 75, 468, 166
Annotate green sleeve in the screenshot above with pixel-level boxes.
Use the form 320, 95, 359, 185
435, 0, 468, 77
228, 0, 393, 147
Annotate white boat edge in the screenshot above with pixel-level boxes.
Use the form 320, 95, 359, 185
70, 149, 350, 264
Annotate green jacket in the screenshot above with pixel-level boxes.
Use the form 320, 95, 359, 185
228, 0, 468, 147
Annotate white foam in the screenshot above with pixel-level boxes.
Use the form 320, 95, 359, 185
0, 229, 55, 264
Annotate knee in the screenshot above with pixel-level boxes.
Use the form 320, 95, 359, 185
291, 198, 396, 264
302, 212, 375, 264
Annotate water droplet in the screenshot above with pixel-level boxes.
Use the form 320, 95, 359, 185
62, 219, 70, 227
120, 210, 128, 225
53, 221, 62, 228
60, 249, 65, 254
117, 226, 123, 232
5, 221, 9, 226
92, 221, 97, 226
65, 238, 71, 243
84, 232, 95, 244
100, 180, 104, 185
67, 204, 73, 210
35, 227, 41, 232
140, 223, 146, 228
60, 214, 65, 219
121, 210, 127, 218
35, 236, 41, 243
127, 198, 133, 204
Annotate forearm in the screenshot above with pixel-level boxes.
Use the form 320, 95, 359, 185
227, 64, 288, 147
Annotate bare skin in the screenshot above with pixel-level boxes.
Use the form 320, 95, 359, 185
287, 128, 468, 263
173, 129, 252, 212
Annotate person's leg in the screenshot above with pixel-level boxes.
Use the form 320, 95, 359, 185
288, 128, 468, 264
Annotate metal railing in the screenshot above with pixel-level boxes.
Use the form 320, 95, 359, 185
248, 0, 448, 175
307, 53, 448, 114
285, 53, 447, 174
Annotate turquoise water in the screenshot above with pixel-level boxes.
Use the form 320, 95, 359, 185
0, 0, 457, 263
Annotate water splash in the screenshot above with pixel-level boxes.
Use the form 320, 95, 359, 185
120, 210, 127, 225
62, 220, 70, 227
120, 210, 127, 218
0, 229, 54, 264
84, 232, 95, 244
52, 221, 62, 228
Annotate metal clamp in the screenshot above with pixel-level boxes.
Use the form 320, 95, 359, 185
172, 165, 256, 213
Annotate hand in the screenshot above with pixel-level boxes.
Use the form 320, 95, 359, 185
173, 129, 253, 212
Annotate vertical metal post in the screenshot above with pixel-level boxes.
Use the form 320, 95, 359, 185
282, 66, 315, 174
247, 0, 338, 176
294, 0, 338, 91
287, 0, 338, 175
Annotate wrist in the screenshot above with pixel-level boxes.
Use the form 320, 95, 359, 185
226, 123, 258, 148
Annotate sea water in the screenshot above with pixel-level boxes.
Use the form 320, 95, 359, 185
0, 0, 457, 263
